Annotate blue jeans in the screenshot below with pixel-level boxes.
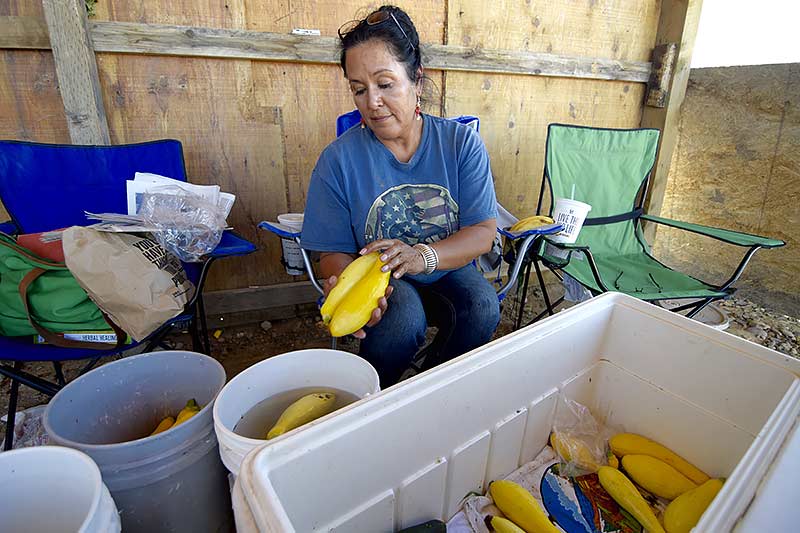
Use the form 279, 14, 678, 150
359, 265, 501, 387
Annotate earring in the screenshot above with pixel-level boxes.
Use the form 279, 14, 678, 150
415, 96, 421, 120
360, 117, 366, 129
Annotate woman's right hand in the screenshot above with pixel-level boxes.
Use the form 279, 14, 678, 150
323, 274, 394, 339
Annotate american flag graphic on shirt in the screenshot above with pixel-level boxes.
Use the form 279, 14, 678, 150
365, 184, 459, 244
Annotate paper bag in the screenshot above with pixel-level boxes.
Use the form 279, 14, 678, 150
62, 227, 195, 341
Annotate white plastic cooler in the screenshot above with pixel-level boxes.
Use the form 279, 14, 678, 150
232, 293, 800, 532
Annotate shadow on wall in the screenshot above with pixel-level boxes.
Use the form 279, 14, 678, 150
652, 63, 799, 316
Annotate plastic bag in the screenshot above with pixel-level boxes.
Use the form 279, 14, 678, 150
563, 273, 593, 303
0, 405, 50, 449
550, 395, 615, 476
139, 185, 226, 262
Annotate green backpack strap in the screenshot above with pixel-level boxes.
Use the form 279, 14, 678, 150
16, 254, 127, 351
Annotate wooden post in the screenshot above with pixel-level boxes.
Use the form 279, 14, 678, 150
42, 0, 110, 145
641, 0, 703, 241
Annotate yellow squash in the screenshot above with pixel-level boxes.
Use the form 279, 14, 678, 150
622, 454, 697, 500
598, 466, 665, 533
149, 416, 175, 436
489, 480, 561, 533
509, 215, 555, 233
326, 254, 391, 337
319, 252, 379, 324
663, 478, 724, 533
608, 453, 619, 469
266, 392, 337, 440
485, 515, 526, 533
610, 433, 710, 485
550, 432, 603, 471
172, 399, 200, 428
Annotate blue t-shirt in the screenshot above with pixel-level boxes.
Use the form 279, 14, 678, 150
301, 114, 497, 282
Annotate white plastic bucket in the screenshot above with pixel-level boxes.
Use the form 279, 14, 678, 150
213, 348, 380, 476
551, 197, 592, 244
0, 446, 121, 533
277, 213, 305, 275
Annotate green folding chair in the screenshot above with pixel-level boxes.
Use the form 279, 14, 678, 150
528, 123, 785, 322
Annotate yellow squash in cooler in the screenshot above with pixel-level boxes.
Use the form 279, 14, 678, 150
621, 454, 697, 500
663, 478, 724, 533
610, 433, 710, 485
598, 466, 665, 533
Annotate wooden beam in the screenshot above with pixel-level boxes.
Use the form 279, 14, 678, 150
641, 0, 704, 240
424, 44, 650, 82
0, 17, 651, 83
203, 281, 319, 316
0, 16, 50, 50
41, 0, 110, 145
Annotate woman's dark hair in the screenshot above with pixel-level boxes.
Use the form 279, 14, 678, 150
339, 5, 422, 83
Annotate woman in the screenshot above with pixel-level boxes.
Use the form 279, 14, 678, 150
301, 5, 501, 386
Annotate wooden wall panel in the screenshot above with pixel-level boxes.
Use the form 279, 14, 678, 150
446, 0, 658, 216
97, 53, 291, 289
446, 74, 644, 215
447, 0, 659, 60
0, 50, 69, 222
94, 1, 445, 43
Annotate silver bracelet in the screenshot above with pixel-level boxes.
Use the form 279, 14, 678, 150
413, 243, 439, 274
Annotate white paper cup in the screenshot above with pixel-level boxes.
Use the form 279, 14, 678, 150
277, 213, 304, 275
551, 198, 592, 244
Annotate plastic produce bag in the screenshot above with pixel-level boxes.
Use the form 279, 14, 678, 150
550, 394, 615, 476
139, 185, 226, 262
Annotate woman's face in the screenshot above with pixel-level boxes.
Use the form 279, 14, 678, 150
345, 39, 421, 143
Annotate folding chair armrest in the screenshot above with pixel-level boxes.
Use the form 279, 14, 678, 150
208, 230, 257, 258
538, 238, 610, 292
641, 214, 785, 248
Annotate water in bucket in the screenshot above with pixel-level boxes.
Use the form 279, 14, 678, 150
233, 386, 360, 439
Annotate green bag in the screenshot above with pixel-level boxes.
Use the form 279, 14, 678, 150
0, 232, 123, 348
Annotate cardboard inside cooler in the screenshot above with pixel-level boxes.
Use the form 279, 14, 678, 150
242, 294, 800, 533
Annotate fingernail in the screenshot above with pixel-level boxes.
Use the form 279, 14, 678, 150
380, 254, 387, 261
359, 248, 366, 254
381, 265, 389, 272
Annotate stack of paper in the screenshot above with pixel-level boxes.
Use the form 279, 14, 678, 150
127, 172, 235, 218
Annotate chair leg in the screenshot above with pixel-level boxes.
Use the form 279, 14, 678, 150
686, 297, 718, 319
525, 296, 565, 328
3, 362, 22, 451
197, 292, 211, 355
534, 260, 556, 317
189, 316, 204, 354
515, 261, 533, 330
52, 361, 66, 387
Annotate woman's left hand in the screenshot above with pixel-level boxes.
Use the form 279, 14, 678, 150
360, 239, 426, 279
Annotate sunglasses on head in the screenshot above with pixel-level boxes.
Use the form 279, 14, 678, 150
338, 10, 416, 51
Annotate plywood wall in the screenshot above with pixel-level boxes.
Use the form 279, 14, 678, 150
1, 0, 662, 291
652, 63, 799, 314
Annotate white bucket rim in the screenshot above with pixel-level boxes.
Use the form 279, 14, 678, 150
213, 348, 380, 446
0, 446, 105, 532
43, 350, 225, 451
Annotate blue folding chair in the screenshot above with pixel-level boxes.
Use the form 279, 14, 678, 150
261, 112, 561, 375
0, 139, 256, 449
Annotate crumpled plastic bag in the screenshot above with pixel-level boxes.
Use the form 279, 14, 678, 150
139, 185, 226, 262
0, 405, 49, 450
550, 395, 616, 477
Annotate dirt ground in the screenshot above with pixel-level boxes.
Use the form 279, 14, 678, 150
1, 284, 798, 435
